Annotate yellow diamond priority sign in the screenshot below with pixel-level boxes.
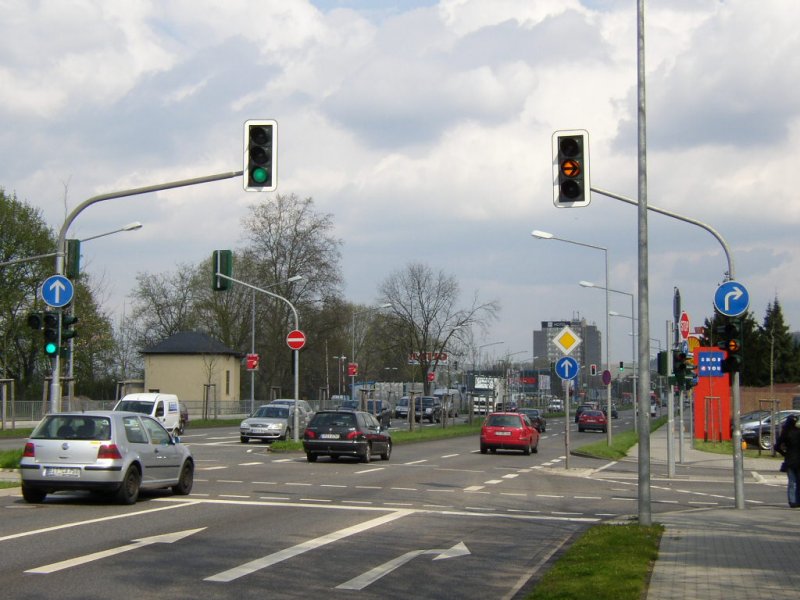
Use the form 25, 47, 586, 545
553, 326, 582, 356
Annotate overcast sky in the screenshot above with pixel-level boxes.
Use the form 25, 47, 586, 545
2, 0, 799, 368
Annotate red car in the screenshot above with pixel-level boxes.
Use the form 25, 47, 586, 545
480, 412, 540, 455
578, 409, 608, 433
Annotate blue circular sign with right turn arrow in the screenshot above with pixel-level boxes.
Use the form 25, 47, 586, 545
713, 280, 749, 317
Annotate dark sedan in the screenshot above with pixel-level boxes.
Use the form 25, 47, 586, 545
517, 408, 546, 432
303, 410, 392, 463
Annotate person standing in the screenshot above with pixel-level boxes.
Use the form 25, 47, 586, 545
776, 414, 800, 508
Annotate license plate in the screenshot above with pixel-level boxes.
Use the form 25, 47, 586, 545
320, 433, 339, 439
45, 467, 80, 478
495, 431, 511, 436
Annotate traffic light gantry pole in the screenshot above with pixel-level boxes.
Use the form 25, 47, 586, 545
591, 185, 745, 510
48, 170, 243, 413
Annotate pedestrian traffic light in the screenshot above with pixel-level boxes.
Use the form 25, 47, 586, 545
244, 119, 277, 192
43, 312, 60, 356
721, 317, 742, 373
552, 129, 590, 207
211, 250, 233, 291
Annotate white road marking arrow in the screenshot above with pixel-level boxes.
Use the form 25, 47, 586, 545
336, 542, 471, 590
26, 528, 205, 574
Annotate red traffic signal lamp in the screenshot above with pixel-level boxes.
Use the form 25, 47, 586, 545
244, 119, 277, 192
552, 129, 590, 207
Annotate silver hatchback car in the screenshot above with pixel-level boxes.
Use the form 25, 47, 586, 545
20, 411, 194, 505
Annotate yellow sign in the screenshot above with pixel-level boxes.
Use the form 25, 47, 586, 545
553, 326, 582, 355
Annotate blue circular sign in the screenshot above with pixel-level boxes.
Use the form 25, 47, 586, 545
713, 280, 749, 317
41, 275, 74, 308
555, 356, 580, 380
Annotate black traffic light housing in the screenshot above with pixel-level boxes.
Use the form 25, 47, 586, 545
61, 314, 78, 344
552, 129, 590, 207
244, 119, 277, 192
27, 312, 43, 330
43, 311, 60, 356
720, 317, 742, 373
211, 250, 233, 291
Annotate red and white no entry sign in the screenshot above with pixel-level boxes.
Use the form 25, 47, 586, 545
286, 329, 306, 350
679, 312, 690, 340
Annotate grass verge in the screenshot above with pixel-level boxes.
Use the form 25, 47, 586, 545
574, 415, 668, 460
527, 523, 664, 600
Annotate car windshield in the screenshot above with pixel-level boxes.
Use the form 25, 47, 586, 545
340, 399, 359, 409
115, 400, 154, 414
32, 415, 112, 441
397, 398, 408, 407
486, 414, 521, 427
311, 412, 357, 428
252, 406, 289, 419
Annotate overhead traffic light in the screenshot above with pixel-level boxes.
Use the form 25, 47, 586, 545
552, 129, 590, 207
211, 250, 233, 291
66, 239, 81, 279
43, 312, 60, 356
244, 119, 277, 192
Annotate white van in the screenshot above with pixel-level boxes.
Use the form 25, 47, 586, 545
113, 393, 183, 434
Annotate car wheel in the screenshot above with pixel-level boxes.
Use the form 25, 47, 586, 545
759, 435, 772, 451
176, 421, 185, 436
578, 426, 584, 432
172, 460, 194, 495
523, 442, 531, 456
490, 447, 497, 454
240, 436, 249, 443
115, 465, 141, 505
532, 441, 539, 454
360, 443, 372, 463
306, 453, 317, 462
480, 444, 488, 454
381, 442, 392, 461
602, 426, 608, 433
283, 428, 292, 442
21, 484, 46, 503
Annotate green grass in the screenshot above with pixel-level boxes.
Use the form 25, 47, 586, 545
574, 416, 668, 460
692, 439, 781, 460
0, 427, 34, 439
528, 523, 664, 600
1, 448, 23, 469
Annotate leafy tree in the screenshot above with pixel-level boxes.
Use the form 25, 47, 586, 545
755, 298, 800, 385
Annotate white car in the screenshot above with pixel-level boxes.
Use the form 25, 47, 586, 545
20, 411, 193, 505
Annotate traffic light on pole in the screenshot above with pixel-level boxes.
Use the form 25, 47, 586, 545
61, 314, 78, 344
721, 318, 742, 373
244, 119, 277, 192
27, 312, 43, 331
684, 353, 697, 389
43, 311, 60, 356
619, 361, 624, 372
66, 239, 81, 279
211, 250, 233, 291
552, 129, 590, 207
657, 351, 668, 376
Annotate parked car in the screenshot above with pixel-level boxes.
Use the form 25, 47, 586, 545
602, 403, 619, 419
240, 404, 299, 443
480, 412, 540, 455
113, 392, 183, 435
742, 410, 800, 450
303, 410, 392, 463
517, 408, 546, 432
578, 409, 608, 433
395, 396, 410, 420
20, 411, 194, 505
414, 396, 442, 423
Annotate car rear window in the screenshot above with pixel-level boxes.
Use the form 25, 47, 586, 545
310, 412, 357, 428
31, 415, 112, 441
486, 414, 521, 427
583, 410, 603, 417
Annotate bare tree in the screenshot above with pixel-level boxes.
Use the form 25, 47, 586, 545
378, 262, 499, 394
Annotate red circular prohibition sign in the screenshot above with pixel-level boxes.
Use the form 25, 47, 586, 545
286, 329, 306, 350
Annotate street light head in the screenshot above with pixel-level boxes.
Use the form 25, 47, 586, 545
379, 302, 392, 309
579, 280, 597, 288
287, 275, 303, 283
531, 230, 553, 239
122, 221, 143, 232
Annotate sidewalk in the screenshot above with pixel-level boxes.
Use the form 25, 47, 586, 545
643, 426, 800, 600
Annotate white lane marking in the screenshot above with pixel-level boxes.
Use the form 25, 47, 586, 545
238, 462, 264, 466
390, 487, 418, 491
201, 466, 227, 471
441, 454, 459, 459
501, 474, 519, 479
0, 501, 200, 542
484, 480, 503, 485
403, 460, 428, 465
356, 468, 385, 474
204, 510, 413, 582
320, 484, 347, 488
27, 528, 206, 574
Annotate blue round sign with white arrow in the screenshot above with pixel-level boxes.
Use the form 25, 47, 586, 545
713, 280, 749, 317
555, 356, 580, 381
41, 274, 74, 308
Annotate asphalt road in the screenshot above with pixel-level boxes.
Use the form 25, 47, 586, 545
0, 412, 779, 599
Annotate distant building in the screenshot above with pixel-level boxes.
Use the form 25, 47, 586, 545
533, 319, 602, 397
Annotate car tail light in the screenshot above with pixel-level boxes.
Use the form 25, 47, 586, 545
23, 442, 35, 458
305, 430, 317, 439
97, 444, 123, 459
345, 431, 363, 440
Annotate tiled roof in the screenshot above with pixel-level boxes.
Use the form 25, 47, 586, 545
142, 331, 241, 356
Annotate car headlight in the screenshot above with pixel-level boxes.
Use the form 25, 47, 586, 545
267, 423, 283, 430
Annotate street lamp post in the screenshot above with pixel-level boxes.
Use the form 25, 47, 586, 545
533, 230, 612, 445
352, 303, 392, 409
